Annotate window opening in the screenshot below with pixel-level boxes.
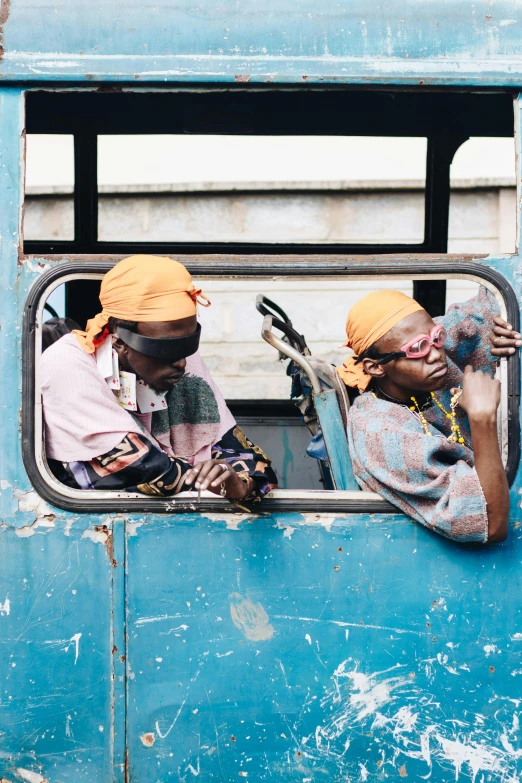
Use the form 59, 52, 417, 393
24, 134, 75, 241
449, 137, 516, 255
97, 135, 427, 245
27, 263, 519, 512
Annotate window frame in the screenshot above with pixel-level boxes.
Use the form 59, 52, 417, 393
22, 256, 520, 514
23, 87, 515, 316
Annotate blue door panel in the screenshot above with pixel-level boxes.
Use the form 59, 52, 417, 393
125, 514, 522, 781
0, 519, 114, 782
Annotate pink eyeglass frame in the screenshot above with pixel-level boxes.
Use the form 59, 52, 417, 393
400, 324, 447, 358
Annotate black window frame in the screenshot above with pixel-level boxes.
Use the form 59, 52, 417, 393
23, 87, 516, 316
22, 256, 520, 514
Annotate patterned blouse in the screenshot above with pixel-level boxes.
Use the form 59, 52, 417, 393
53, 425, 278, 502
347, 287, 500, 543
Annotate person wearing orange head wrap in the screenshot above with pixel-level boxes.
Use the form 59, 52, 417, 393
41, 255, 277, 502
73, 254, 210, 354
337, 286, 514, 545
337, 290, 424, 392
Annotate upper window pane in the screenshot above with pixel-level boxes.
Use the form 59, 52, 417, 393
24, 134, 75, 241
97, 135, 427, 244
449, 137, 516, 254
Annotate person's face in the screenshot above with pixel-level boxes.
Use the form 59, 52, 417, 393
362, 309, 448, 395
113, 315, 197, 392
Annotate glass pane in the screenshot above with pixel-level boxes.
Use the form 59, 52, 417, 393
24, 134, 74, 241
449, 137, 516, 254
98, 135, 427, 244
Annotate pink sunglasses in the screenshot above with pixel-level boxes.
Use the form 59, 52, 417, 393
372, 324, 447, 365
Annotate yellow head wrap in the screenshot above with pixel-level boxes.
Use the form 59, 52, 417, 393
73, 255, 210, 354
336, 290, 424, 392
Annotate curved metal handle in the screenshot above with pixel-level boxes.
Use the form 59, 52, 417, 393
256, 294, 293, 325
261, 315, 321, 394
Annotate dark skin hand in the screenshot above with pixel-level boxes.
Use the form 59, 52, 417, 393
490, 315, 522, 356
454, 366, 508, 543
184, 460, 253, 500
112, 315, 252, 500
363, 310, 509, 543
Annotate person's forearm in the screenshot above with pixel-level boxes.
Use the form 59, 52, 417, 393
469, 414, 509, 542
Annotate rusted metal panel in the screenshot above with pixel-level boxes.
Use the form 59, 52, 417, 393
0, 1, 521, 85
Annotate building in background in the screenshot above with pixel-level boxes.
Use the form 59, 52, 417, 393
28, 135, 516, 397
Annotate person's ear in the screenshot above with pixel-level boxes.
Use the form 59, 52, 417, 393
111, 334, 128, 358
362, 358, 386, 379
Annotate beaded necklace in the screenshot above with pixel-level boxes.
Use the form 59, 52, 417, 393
410, 390, 464, 443
373, 384, 464, 444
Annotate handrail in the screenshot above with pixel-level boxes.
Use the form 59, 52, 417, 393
261, 315, 321, 394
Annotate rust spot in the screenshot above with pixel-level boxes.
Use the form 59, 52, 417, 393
486, 13, 492, 19
297, 751, 302, 757
426, 622, 431, 627
338, 547, 343, 552
302, 75, 309, 81
398, 764, 408, 777
489, 665, 495, 673
234, 74, 251, 83
94, 524, 117, 568
0, 0, 11, 60
120, 654, 126, 663
377, 759, 383, 768
333, 565, 340, 571
86, 74, 93, 79
230, 735, 236, 742
432, 637, 437, 642
134, 74, 140, 79
409, 672, 415, 679
112, 645, 118, 655
140, 732, 155, 747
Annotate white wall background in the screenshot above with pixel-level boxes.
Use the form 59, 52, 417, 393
29, 134, 514, 398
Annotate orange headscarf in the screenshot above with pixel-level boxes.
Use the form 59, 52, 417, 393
336, 290, 424, 392
73, 255, 210, 354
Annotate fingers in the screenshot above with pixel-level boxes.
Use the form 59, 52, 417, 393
210, 464, 232, 488
490, 317, 521, 356
192, 460, 230, 491
493, 315, 516, 332
464, 364, 474, 375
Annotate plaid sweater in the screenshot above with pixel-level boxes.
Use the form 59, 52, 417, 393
347, 287, 500, 543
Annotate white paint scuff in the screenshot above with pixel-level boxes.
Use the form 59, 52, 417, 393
63, 633, 81, 665
13, 490, 55, 538
0, 597, 10, 616
16, 770, 49, 783
229, 593, 275, 642
295, 657, 522, 782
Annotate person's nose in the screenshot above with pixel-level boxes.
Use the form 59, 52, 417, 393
426, 344, 443, 364
169, 357, 186, 371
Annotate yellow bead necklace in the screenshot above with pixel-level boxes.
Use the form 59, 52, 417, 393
410, 389, 464, 443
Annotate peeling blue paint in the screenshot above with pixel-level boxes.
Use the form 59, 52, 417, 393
1, 9, 522, 781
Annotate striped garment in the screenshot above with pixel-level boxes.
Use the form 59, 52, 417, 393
347, 287, 500, 543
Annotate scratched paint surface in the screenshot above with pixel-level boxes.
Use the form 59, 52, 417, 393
125, 514, 522, 782
0, 515, 114, 781
0, 31, 522, 778
0, 1, 522, 84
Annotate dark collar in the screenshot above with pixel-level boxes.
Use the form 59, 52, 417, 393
373, 383, 432, 411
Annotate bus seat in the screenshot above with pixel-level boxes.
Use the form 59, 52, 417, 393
257, 295, 359, 491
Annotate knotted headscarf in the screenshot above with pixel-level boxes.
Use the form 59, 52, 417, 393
73, 255, 210, 354
336, 290, 424, 392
